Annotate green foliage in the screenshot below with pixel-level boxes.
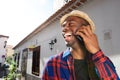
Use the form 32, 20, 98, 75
4, 57, 21, 80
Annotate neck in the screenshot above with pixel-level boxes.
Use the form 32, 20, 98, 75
70, 43, 86, 59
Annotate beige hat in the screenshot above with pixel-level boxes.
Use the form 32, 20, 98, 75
60, 10, 95, 32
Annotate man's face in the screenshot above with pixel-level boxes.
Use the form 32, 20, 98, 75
63, 32, 76, 47
61, 16, 87, 47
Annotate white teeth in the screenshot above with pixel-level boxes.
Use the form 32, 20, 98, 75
64, 33, 72, 36
63, 32, 73, 38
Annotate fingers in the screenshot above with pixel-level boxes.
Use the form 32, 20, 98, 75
75, 25, 93, 38
75, 25, 100, 54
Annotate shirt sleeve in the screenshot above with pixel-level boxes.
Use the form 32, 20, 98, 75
41, 58, 55, 80
92, 50, 120, 80
41, 56, 59, 80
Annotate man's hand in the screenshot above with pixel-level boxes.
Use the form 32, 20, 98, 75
75, 25, 100, 54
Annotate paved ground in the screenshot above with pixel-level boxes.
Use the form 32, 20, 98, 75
0, 76, 25, 80
16, 76, 25, 80
0, 78, 4, 80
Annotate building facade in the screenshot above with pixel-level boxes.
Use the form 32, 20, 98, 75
6, 45, 14, 57
0, 35, 9, 65
13, 0, 120, 79
0, 34, 9, 78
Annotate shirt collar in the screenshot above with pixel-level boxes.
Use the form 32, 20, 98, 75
62, 48, 72, 59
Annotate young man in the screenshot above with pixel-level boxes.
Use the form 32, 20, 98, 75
42, 10, 120, 80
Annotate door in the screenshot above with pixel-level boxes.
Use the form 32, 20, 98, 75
21, 48, 28, 78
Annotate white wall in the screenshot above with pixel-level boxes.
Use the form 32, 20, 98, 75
77, 0, 120, 76
15, 20, 66, 77
0, 37, 8, 63
33, 21, 66, 75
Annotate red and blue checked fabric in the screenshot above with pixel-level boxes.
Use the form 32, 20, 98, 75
42, 49, 120, 80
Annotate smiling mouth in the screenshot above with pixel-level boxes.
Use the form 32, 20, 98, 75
63, 32, 73, 38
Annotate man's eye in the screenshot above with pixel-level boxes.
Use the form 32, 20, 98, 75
61, 24, 65, 27
69, 23, 74, 27
68, 35, 72, 37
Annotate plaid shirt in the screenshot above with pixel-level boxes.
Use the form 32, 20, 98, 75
42, 49, 120, 80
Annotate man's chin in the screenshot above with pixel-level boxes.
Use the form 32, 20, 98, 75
65, 43, 71, 47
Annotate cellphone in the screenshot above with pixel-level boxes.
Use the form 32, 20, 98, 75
76, 35, 84, 46
74, 24, 88, 46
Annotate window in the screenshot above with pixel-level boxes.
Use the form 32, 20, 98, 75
17, 53, 20, 67
14, 54, 17, 61
4, 41, 7, 48
21, 48, 28, 76
32, 46, 40, 76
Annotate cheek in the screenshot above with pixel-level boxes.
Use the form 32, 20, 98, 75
70, 27, 77, 33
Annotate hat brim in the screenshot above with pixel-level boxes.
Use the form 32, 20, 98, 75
60, 10, 95, 32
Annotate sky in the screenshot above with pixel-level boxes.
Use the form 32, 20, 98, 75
0, 0, 54, 47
